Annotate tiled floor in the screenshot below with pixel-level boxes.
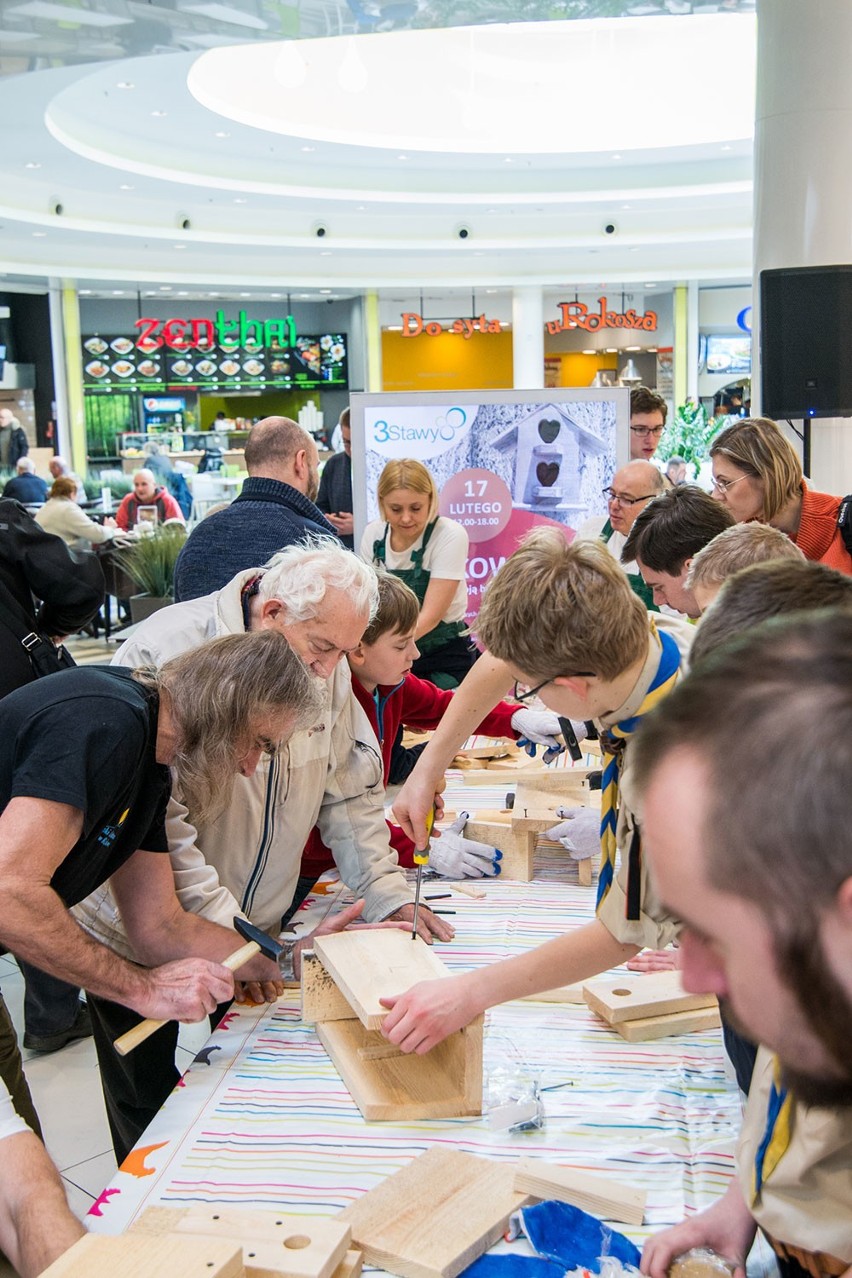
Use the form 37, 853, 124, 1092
1, 953, 211, 1223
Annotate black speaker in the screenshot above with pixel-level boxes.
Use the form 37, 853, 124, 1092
760, 265, 852, 419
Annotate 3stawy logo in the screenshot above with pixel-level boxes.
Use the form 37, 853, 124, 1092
367, 405, 471, 460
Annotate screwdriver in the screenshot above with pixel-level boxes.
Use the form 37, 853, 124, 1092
411, 806, 435, 941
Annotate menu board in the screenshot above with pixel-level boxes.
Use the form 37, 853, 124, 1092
82, 332, 348, 392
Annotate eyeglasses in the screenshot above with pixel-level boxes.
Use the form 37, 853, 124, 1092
602, 487, 657, 506
513, 673, 595, 703
710, 474, 751, 494
629, 425, 665, 437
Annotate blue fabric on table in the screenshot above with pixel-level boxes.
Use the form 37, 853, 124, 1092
518, 1200, 641, 1271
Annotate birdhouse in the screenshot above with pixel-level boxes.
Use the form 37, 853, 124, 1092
492, 403, 608, 516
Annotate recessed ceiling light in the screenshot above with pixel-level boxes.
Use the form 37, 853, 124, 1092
721, 143, 732, 151
119, 183, 135, 191
645, 283, 657, 288
474, 251, 484, 257
503, 157, 513, 163
159, 285, 173, 291
612, 153, 622, 160
621, 203, 631, 209
356, 205, 366, 211
582, 349, 595, 355
485, 289, 497, 294
320, 250, 332, 256
173, 244, 187, 250
301, 145, 316, 153
32, 231, 46, 237
319, 289, 332, 294
177, 291, 189, 296
233, 197, 247, 204
79, 289, 92, 295
112, 290, 125, 295
214, 130, 231, 138
397, 154, 408, 161
270, 293, 282, 299
151, 110, 167, 118
625, 345, 642, 352
239, 292, 251, 297
24, 161, 41, 169
116, 80, 134, 89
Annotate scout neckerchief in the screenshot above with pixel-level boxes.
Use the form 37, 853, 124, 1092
752, 1056, 794, 1206
596, 625, 681, 909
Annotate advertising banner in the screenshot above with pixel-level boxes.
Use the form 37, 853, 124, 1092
352, 389, 629, 623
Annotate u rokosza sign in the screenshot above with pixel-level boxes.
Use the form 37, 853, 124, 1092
366, 404, 472, 461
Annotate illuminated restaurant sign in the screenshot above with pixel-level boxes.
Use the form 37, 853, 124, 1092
401, 311, 503, 338
547, 297, 658, 334
134, 309, 297, 352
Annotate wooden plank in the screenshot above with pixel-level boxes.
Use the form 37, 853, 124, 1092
313, 931, 449, 1032
453, 738, 515, 761
301, 950, 355, 1024
464, 820, 535, 882
316, 1015, 483, 1121
41, 1234, 244, 1278
583, 969, 717, 1026
337, 1147, 529, 1278
449, 881, 486, 899
613, 1004, 721, 1042
577, 856, 593, 887
514, 1157, 645, 1227
334, 1252, 363, 1278
131, 1207, 351, 1278
510, 789, 599, 833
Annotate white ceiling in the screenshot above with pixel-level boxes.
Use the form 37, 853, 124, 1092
0, 1, 757, 303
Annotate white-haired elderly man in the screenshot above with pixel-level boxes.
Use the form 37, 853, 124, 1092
1, 457, 48, 505
75, 536, 450, 1161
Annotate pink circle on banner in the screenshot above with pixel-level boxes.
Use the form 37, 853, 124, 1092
439, 468, 513, 543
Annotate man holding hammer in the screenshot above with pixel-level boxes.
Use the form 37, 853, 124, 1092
0, 630, 321, 1127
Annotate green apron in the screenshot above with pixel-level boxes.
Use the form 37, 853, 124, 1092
599, 518, 659, 613
372, 519, 468, 656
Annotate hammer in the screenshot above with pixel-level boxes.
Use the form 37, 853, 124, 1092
113, 917, 283, 1057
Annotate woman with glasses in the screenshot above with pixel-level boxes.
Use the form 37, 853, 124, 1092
709, 417, 851, 574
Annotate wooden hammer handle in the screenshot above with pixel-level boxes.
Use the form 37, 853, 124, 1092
113, 940, 261, 1057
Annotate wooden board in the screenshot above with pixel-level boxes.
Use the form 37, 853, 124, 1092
464, 819, 536, 882
316, 1015, 483, 1121
335, 1252, 363, 1278
130, 1207, 351, 1278
337, 1147, 529, 1278
41, 1234, 244, 1278
516, 983, 586, 1004
514, 1157, 645, 1227
511, 788, 598, 833
313, 932, 449, 1031
453, 738, 515, 761
613, 1004, 721, 1042
582, 969, 717, 1026
301, 950, 356, 1024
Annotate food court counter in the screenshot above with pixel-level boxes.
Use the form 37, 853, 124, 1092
119, 449, 246, 475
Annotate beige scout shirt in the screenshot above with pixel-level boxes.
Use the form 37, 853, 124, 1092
737, 1048, 852, 1263
593, 614, 693, 951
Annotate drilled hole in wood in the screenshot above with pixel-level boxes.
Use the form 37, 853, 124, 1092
611, 988, 633, 996
283, 1235, 312, 1250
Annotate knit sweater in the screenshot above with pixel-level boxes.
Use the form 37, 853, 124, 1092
791, 483, 852, 575
301, 671, 520, 874
174, 476, 339, 601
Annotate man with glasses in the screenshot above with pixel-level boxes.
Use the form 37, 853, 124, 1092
577, 460, 665, 609
629, 386, 668, 461
379, 532, 693, 1054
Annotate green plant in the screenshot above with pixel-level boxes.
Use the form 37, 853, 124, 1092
658, 399, 718, 478
116, 524, 187, 598
83, 475, 133, 501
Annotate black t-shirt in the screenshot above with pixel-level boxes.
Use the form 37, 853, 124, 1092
0, 665, 171, 906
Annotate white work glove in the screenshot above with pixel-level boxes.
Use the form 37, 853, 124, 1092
428, 813, 502, 879
544, 806, 600, 861
511, 708, 566, 764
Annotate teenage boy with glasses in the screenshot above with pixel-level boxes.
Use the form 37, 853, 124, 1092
629, 385, 668, 461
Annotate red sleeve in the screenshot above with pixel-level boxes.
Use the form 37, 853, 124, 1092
388, 819, 416, 868
400, 672, 520, 741
115, 494, 132, 532
475, 699, 521, 740
163, 491, 185, 522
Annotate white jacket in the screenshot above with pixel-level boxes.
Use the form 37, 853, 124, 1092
72, 570, 412, 956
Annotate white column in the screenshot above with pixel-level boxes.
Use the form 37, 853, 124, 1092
687, 280, 700, 404
753, 0, 852, 491
512, 286, 544, 389
48, 283, 70, 459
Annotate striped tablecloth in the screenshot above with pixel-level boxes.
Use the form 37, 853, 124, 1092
87, 776, 745, 1251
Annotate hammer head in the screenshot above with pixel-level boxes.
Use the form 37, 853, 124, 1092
234, 916, 284, 962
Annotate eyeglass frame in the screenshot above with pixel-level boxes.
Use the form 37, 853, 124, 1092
710, 473, 752, 494
513, 673, 595, 703
601, 486, 658, 506
629, 424, 665, 437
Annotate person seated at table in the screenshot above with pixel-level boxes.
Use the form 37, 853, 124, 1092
35, 477, 117, 549
685, 521, 805, 614
0, 1075, 84, 1278
361, 458, 476, 689
709, 415, 852, 573
115, 469, 184, 531
301, 572, 569, 879
48, 455, 85, 504
378, 533, 696, 1052
2, 457, 48, 505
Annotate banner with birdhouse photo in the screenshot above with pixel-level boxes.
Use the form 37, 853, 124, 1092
351, 388, 629, 624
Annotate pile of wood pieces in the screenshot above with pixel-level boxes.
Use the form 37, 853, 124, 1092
582, 969, 720, 1042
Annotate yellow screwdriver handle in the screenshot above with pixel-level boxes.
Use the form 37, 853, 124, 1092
412, 808, 435, 866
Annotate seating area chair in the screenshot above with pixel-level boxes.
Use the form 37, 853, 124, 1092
188, 472, 233, 524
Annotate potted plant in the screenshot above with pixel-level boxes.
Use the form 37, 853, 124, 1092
117, 523, 187, 623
